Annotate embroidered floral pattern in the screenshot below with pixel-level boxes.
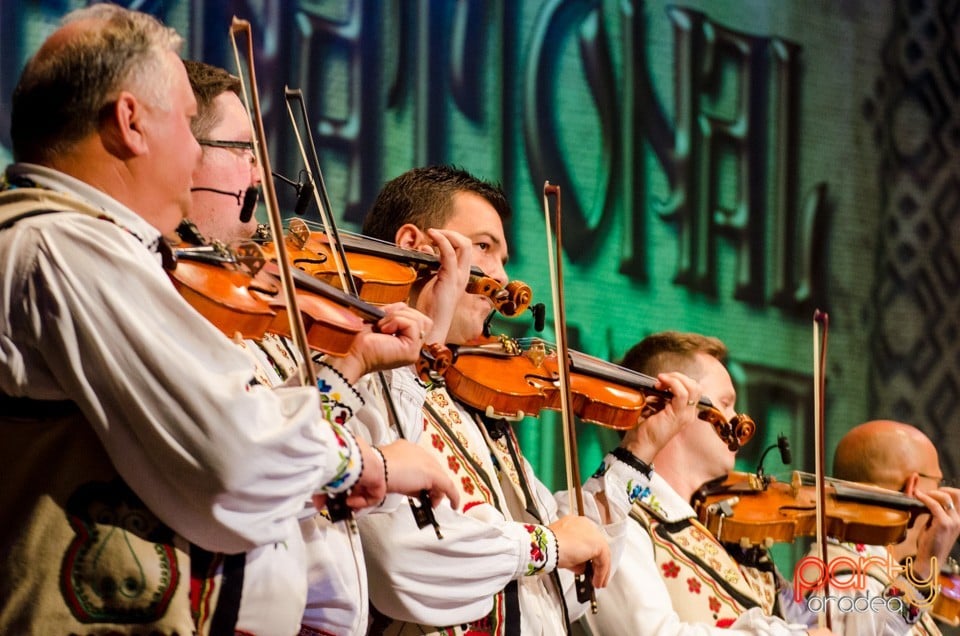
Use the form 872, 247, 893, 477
626, 479, 649, 504
461, 476, 475, 494
662, 560, 680, 578
523, 524, 551, 576
687, 577, 701, 594
448, 456, 461, 472
321, 424, 357, 491
637, 487, 665, 515
709, 596, 721, 613
431, 433, 445, 452
884, 584, 922, 624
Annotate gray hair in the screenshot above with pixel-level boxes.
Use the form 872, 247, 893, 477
11, 4, 183, 163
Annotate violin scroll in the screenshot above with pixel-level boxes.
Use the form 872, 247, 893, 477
696, 408, 757, 452
466, 277, 532, 317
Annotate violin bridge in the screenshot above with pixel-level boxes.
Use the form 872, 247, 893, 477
522, 340, 547, 367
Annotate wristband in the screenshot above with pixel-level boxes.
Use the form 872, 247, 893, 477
372, 446, 388, 507
611, 446, 654, 478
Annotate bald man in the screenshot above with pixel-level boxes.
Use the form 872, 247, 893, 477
789, 420, 960, 635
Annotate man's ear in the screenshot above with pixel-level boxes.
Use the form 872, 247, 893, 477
101, 91, 146, 158
395, 223, 426, 249
903, 472, 921, 496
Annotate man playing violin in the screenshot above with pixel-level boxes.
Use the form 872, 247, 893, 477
787, 420, 960, 635
0, 8, 457, 634
183, 60, 473, 635
353, 165, 697, 634
581, 331, 832, 635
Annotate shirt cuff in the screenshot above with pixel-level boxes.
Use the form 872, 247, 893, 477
314, 357, 365, 418
505, 522, 557, 578
317, 422, 363, 494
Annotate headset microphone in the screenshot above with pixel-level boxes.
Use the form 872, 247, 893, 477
293, 178, 313, 216
238, 186, 260, 223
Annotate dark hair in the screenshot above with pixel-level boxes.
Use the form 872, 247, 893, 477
183, 60, 242, 139
11, 5, 182, 163
620, 331, 728, 377
362, 165, 512, 240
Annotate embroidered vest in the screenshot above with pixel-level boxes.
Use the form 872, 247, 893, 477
0, 409, 237, 634
370, 386, 564, 635
630, 502, 777, 627
0, 190, 238, 634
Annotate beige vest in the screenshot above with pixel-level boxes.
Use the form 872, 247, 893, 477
630, 502, 777, 627
0, 408, 235, 634
0, 190, 233, 634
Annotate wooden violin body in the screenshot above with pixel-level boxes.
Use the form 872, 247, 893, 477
444, 336, 756, 450
258, 220, 418, 305
933, 571, 960, 626
168, 239, 365, 356
257, 219, 532, 317
692, 471, 927, 548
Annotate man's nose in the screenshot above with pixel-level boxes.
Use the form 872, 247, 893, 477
485, 259, 508, 286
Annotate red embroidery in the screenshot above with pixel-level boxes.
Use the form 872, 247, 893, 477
461, 476, 475, 494
662, 561, 680, 578
687, 577, 701, 594
709, 596, 721, 613
716, 618, 735, 627
447, 455, 460, 472
431, 433, 444, 451
530, 542, 544, 562
463, 501, 483, 513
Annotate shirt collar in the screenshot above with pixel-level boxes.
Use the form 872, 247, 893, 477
5, 163, 164, 251
637, 473, 698, 522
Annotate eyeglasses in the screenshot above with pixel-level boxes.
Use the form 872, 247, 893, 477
196, 139, 257, 166
918, 473, 957, 488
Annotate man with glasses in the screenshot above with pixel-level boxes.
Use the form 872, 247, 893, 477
787, 420, 960, 635
182, 60, 471, 635
185, 59, 262, 242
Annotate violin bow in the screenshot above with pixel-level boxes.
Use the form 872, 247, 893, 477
543, 182, 597, 613
812, 309, 831, 630
281, 87, 444, 540
229, 19, 314, 388
231, 19, 369, 526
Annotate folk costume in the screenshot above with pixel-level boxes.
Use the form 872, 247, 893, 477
581, 472, 810, 635
0, 164, 366, 635
235, 331, 388, 636
358, 367, 639, 635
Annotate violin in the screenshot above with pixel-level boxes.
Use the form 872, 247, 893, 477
933, 560, 960, 626
167, 225, 451, 376
257, 218, 533, 318
168, 235, 364, 357
691, 470, 928, 548
443, 335, 757, 451
257, 218, 418, 305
